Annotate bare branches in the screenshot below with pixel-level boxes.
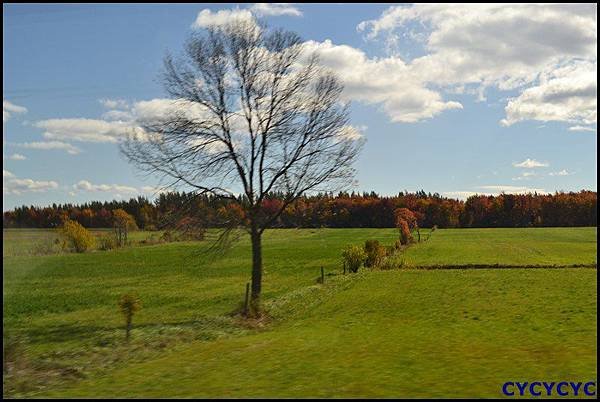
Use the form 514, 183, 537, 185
121, 20, 362, 232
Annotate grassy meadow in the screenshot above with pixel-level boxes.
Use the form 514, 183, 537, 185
3, 227, 597, 397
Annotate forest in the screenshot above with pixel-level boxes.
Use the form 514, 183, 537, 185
3, 190, 597, 230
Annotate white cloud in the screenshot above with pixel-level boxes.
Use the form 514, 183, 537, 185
442, 191, 478, 200
3, 100, 27, 123
512, 171, 538, 181
192, 4, 301, 29
73, 180, 139, 194
250, 3, 302, 17
99, 98, 129, 110
101, 109, 134, 122
357, 4, 597, 125
303, 40, 462, 123
512, 158, 549, 169
337, 125, 366, 142
549, 169, 572, 176
33, 118, 141, 143
16, 141, 82, 155
192, 8, 254, 29
3, 172, 59, 195
568, 125, 596, 132
4, 169, 15, 178
501, 61, 597, 126
71, 180, 166, 197
30, 98, 204, 147
7, 153, 26, 160
479, 185, 547, 194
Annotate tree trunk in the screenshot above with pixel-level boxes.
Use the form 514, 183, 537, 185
250, 222, 262, 311
126, 316, 132, 341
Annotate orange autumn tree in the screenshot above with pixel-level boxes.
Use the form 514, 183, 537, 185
394, 208, 418, 245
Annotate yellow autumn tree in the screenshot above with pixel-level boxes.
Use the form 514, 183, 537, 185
112, 209, 138, 247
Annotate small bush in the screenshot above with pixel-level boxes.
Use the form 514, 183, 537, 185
364, 239, 386, 268
139, 233, 163, 246
385, 245, 396, 256
118, 294, 141, 341
161, 230, 174, 242
61, 219, 95, 253
379, 258, 397, 270
98, 233, 117, 251
342, 245, 366, 273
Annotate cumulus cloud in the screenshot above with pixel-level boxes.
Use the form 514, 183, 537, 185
3, 171, 59, 195
303, 40, 462, 123
16, 140, 82, 155
512, 158, 549, 169
33, 118, 141, 143
192, 8, 255, 29
3, 100, 27, 123
501, 61, 597, 126
192, 3, 302, 29
357, 4, 597, 125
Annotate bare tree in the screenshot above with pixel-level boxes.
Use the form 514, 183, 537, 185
122, 19, 362, 313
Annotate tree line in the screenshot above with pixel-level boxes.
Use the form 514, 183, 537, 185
3, 190, 596, 230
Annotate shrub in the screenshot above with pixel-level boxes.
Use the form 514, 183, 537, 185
379, 258, 396, 270
397, 219, 413, 245
342, 245, 366, 273
61, 219, 95, 253
98, 233, 117, 251
118, 294, 141, 341
161, 230, 174, 242
139, 233, 163, 246
394, 208, 417, 245
384, 245, 395, 256
31, 237, 61, 255
364, 239, 386, 268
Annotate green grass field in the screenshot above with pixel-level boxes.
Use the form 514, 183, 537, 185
3, 227, 597, 397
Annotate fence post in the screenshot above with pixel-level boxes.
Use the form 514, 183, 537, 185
244, 282, 250, 316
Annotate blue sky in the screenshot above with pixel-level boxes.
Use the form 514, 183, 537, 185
3, 3, 597, 210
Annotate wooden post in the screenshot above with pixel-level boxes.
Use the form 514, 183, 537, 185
244, 282, 250, 316
320, 266, 325, 284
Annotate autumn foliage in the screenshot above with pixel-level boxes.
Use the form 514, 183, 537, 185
394, 208, 418, 245
3, 190, 597, 230
60, 219, 96, 253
